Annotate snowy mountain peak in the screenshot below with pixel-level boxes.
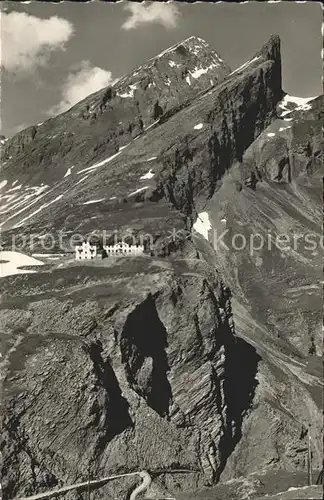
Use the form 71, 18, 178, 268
150, 35, 227, 67
0, 37, 232, 190
154, 36, 208, 55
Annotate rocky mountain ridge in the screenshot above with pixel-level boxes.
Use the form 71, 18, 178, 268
0, 35, 282, 241
0, 36, 230, 186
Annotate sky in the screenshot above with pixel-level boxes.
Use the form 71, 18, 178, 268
1, 1, 322, 138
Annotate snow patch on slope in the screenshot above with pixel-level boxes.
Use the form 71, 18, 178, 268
140, 169, 154, 180
119, 88, 135, 99
0, 251, 44, 278
128, 186, 149, 197
190, 63, 219, 79
279, 126, 291, 132
150, 36, 199, 61
82, 198, 105, 205
193, 212, 212, 241
78, 149, 125, 174
76, 175, 89, 185
14, 194, 64, 228
64, 166, 74, 178
0, 185, 50, 227
7, 185, 22, 192
229, 56, 261, 76
278, 94, 317, 117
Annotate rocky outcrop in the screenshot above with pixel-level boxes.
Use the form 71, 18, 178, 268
191, 93, 323, 483
157, 35, 283, 221
241, 94, 323, 185
0, 259, 261, 499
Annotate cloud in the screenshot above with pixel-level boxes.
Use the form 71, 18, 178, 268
122, 2, 180, 30
1, 12, 74, 73
47, 61, 116, 116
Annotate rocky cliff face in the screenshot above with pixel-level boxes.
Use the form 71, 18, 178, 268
0, 34, 322, 500
1, 258, 258, 499
191, 93, 322, 485
0, 35, 282, 240
242, 94, 323, 184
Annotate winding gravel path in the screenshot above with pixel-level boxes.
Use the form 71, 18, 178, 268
15, 471, 143, 500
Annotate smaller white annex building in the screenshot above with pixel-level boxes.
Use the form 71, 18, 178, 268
104, 242, 144, 256
75, 241, 144, 260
